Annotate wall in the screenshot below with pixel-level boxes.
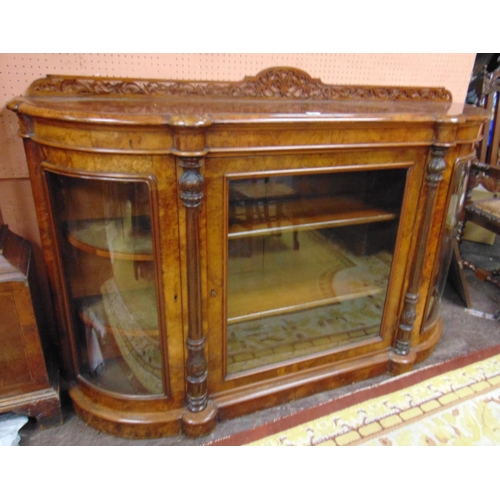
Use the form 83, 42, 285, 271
0, 53, 476, 308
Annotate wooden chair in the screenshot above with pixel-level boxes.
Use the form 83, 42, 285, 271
450, 66, 500, 310
460, 160, 500, 290
477, 69, 500, 167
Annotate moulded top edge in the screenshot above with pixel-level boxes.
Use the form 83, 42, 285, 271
7, 96, 489, 128
10, 67, 476, 125
11, 67, 490, 125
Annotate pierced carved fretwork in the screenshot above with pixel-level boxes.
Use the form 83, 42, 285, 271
29, 67, 453, 102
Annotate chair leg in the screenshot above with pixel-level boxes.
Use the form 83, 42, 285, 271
462, 259, 500, 289
448, 242, 473, 308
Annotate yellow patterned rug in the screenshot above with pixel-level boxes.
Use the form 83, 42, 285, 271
210, 345, 500, 446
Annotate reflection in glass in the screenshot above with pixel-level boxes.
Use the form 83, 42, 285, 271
424, 159, 469, 327
226, 170, 406, 374
46, 174, 163, 395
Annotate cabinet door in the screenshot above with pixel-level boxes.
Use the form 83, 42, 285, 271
45, 172, 167, 396
206, 158, 415, 385
423, 156, 472, 329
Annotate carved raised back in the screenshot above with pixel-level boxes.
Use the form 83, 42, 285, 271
28, 67, 453, 102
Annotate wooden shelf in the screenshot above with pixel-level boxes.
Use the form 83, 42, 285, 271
230, 182, 297, 200
66, 216, 153, 261
228, 196, 398, 239
228, 287, 384, 324
227, 231, 391, 324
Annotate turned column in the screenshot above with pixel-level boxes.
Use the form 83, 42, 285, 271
171, 115, 217, 437
392, 123, 457, 371
178, 156, 207, 413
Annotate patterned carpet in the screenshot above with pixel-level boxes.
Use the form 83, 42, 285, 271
211, 344, 500, 446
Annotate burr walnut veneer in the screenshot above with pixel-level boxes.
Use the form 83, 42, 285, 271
8, 68, 488, 438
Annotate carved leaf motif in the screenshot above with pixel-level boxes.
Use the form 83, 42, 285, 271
29, 67, 453, 102
179, 168, 204, 208
402, 306, 417, 326
427, 148, 447, 186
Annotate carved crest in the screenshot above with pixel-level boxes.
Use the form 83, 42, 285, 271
29, 67, 453, 102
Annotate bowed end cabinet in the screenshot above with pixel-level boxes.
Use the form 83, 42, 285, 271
8, 68, 488, 438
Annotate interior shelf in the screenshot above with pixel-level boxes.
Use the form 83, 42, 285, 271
228, 286, 384, 324
227, 230, 392, 324
66, 216, 153, 261
228, 195, 398, 239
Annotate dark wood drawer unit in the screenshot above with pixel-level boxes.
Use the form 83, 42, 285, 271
0, 225, 62, 427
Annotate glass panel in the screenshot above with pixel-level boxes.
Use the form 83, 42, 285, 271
46, 173, 163, 395
424, 159, 469, 326
227, 169, 406, 374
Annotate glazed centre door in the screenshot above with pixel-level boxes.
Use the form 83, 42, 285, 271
205, 160, 413, 385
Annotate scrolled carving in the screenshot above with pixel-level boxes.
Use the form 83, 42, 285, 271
29, 67, 453, 102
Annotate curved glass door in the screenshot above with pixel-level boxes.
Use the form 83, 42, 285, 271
46, 173, 164, 395
424, 158, 470, 327
226, 168, 407, 374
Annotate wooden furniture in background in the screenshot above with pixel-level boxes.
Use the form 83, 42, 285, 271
478, 69, 500, 166
450, 67, 500, 308
460, 160, 500, 296
8, 68, 487, 438
0, 224, 62, 426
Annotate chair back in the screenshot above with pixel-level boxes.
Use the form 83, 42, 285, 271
478, 69, 500, 167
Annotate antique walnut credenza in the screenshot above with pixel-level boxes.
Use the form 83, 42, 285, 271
8, 68, 488, 438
